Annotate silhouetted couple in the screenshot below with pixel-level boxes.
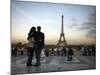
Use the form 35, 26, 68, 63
27, 26, 44, 67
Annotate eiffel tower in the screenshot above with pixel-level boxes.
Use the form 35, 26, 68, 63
57, 15, 67, 47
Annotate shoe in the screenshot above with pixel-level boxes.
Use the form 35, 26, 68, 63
26, 64, 33, 66
34, 63, 40, 67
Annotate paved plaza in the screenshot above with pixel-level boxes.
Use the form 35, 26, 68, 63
11, 55, 96, 75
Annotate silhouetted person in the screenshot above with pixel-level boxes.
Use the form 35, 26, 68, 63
12, 47, 14, 56
14, 46, 17, 56
57, 49, 60, 56
51, 48, 54, 55
83, 47, 87, 56
92, 46, 95, 56
34, 26, 45, 66
61, 48, 63, 56
26, 27, 36, 66
20, 48, 24, 56
68, 47, 73, 61
80, 47, 84, 56
62, 47, 67, 56
44, 48, 49, 57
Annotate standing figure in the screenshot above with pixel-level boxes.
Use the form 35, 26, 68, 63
26, 27, 36, 66
34, 26, 45, 66
57, 48, 60, 56
80, 47, 84, 56
62, 47, 67, 56
12, 47, 15, 56
20, 48, 24, 56
44, 48, 49, 57
51, 48, 54, 55
14, 46, 17, 56
88, 47, 92, 56
67, 47, 74, 61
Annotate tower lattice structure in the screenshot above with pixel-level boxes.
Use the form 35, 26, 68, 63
57, 15, 67, 47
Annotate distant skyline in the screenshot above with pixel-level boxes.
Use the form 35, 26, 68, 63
11, 0, 96, 45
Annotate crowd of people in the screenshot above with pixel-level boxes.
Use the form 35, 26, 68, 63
12, 44, 95, 66
80, 46, 95, 56
44, 47, 74, 61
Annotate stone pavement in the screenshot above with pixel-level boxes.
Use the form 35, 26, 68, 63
11, 55, 96, 75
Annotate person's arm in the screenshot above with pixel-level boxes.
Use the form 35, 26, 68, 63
27, 33, 30, 40
42, 33, 45, 46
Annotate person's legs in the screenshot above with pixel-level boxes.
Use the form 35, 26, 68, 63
47, 52, 49, 57
69, 55, 72, 61
68, 54, 69, 61
68, 55, 71, 61
21, 51, 24, 55
35, 47, 42, 66
64, 52, 66, 56
70, 55, 72, 61
27, 47, 34, 66
14, 50, 17, 56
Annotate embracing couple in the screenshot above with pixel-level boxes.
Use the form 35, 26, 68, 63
27, 26, 45, 67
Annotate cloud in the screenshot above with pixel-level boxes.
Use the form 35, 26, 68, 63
79, 12, 96, 38
68, 18, 80, 29
69, 12, 96, 38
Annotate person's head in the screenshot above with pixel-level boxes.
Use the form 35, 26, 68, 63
37, 26, 41, 32
30, 26, 36, 32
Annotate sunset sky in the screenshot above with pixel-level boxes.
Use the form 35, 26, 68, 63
11, 0, 96, 45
